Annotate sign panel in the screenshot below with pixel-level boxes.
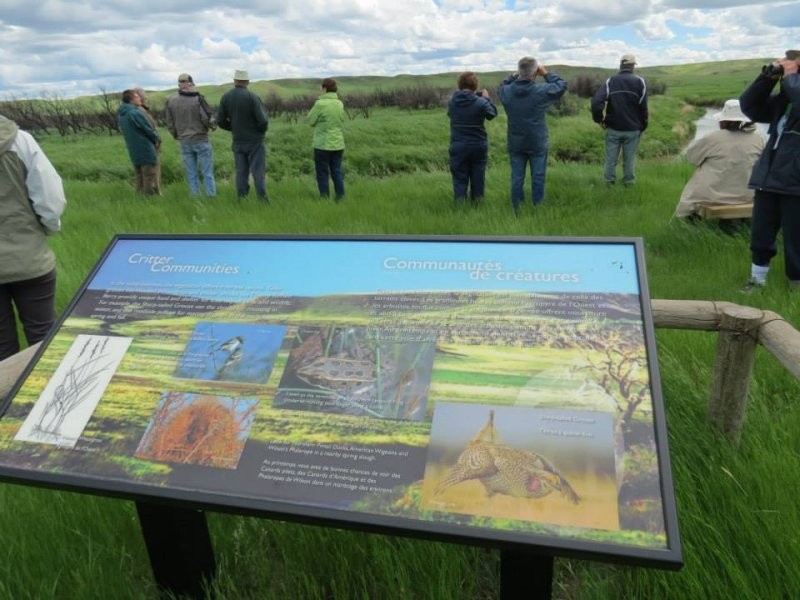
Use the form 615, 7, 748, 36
0, 235, 681, 567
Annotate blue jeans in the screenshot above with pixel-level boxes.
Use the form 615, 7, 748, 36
233, 141, 267, 200
449, 143, 488, 202
181, 140, 216, 196
313, 148, 345, 199
750, 190, 800, 281
604, 129, 641, 184
510, 149, 548, 207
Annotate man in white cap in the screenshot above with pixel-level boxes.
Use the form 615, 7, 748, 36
591, 54, 648, 186
674, 99, 764, 220
216, 69, 269, 201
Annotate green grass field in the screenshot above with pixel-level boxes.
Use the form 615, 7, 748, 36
1, 62, 799, 599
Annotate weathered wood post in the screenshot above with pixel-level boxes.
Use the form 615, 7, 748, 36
707, 306, 763, 445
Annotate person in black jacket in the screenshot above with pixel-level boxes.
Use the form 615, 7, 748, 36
591, 54, 648, 186
447, 72, 498, 204
217, 69, 269, 202
739, 50, 800, 291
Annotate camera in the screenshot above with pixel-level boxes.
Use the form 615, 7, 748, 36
762, 63, 784, 77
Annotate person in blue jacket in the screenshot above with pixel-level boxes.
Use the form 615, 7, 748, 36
499, 57, 567, 213
739, 49, 800, 291
447, 71, 498, 204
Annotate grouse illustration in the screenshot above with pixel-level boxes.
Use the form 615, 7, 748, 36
434, 410, 581, 504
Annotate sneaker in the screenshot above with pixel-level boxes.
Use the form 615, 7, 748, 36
740, 278, 765, 293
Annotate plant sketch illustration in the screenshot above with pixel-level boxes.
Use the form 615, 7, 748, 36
15, 334, 133, 448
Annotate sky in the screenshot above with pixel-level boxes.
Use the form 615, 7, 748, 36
1, 0, 799, 98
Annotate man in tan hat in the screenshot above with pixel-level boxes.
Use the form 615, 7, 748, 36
217, 69, 270, 201
739, 49, 800, 291
591, 53, 648, 186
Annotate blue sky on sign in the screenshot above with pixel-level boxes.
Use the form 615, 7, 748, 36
0, 1, 798, 98
86, 238, 642, 298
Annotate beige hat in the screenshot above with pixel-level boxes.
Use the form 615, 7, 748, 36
620, 54, 637, 65
713, 99, 749, 122
178, 73, 193, 83
234, 69, 250, 81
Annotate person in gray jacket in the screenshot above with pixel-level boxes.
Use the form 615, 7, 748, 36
216, 69, 269, 201
0, 114, 66, 360
165, 73, 217, 197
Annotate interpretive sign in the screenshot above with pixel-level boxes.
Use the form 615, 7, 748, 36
0, 235, 681, 568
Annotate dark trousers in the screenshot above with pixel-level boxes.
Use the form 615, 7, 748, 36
313, 148, 345, 199
0, 269, 57, 360
449, 143, 488, 202
750, 190, 800, 281
232, 141, 267, 200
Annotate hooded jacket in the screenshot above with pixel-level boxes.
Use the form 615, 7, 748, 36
499, 73, 567, 153
0, 116, 66, 283
306, 92, 345, 150
740, 71, 800, 196
117, 102, 159, 166
447, 90, 498, 147
591, 68, 648, 132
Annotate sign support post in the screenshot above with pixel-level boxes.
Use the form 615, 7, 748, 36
135, 501, 217, 599
500, 549, 553, 599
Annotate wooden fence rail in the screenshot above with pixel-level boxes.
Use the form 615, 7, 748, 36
1, 299, 798, 445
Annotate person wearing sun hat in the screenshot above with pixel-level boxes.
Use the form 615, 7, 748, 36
216, 69, 270, 201
674, 99, 765, 219
591, 53, 649, 186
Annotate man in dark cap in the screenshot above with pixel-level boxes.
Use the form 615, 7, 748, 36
591, 53, 649, 186
165, 73, 217, 197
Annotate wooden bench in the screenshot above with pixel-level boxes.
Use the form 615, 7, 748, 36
698, 203, 753, 220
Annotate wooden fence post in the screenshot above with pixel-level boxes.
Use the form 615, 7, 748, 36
707, 306, 763, 445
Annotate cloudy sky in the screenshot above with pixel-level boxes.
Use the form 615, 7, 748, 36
1, 0, 799, 98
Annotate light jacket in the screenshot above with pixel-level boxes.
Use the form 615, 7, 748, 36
499, 73, 567, 153
674, 126, 765, 217
217, 86, 269, 145
740, 72, 800, 196
447, 90, 498, 147
591, 69, 648, 132
118, 102, 159, 166
0, 116, 66, 283
165, 86, 214, 142
307, 92, 345, 150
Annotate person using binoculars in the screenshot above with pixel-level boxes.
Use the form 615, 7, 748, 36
739, 50, 800, 292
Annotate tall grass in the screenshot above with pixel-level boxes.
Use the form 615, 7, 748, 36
2, 97, 798, 598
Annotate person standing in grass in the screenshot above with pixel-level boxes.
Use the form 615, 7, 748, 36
133, 87, 162, 193
165, 73, 217, 198
118, 89, 161, 195
674, 99, 764, 220
739, 49, 800, 291
499, 56, 567, 213
306, 78, 346, 201
0, 114, 66, 360
447, 71, 498, 204
591, 54, 648, 186
217, 69, 270, 202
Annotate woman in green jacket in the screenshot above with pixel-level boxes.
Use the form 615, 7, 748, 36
307, 78, 345, 200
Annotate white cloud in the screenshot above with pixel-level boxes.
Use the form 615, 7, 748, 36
2, 0, 800, 97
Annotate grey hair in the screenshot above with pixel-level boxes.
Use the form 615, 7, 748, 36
518, 56, 539, 79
